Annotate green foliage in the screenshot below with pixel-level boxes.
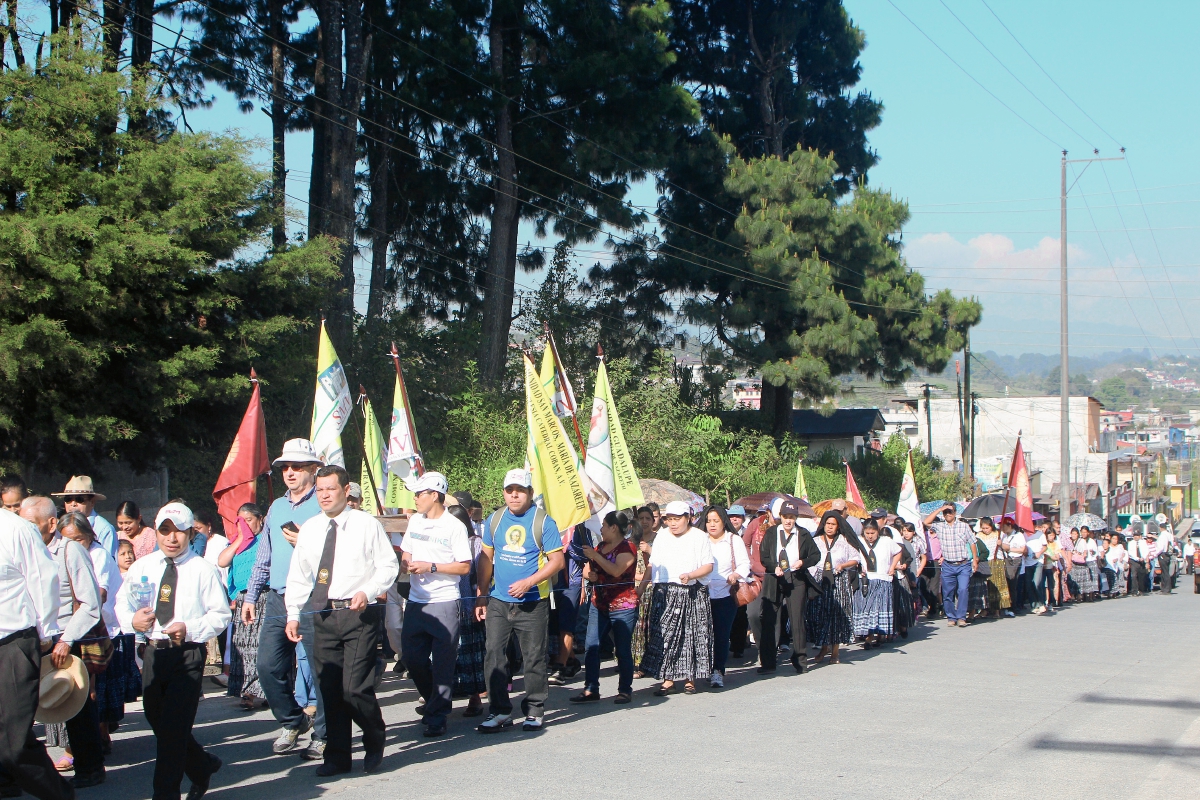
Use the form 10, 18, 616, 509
0, 35, 339, 477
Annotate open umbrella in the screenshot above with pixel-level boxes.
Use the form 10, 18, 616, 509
638, 479, 706, 516
1063, 512, 1107, 532
961, 493, 1020, 519
733, 492, 815, 518
811, 498, 869, 519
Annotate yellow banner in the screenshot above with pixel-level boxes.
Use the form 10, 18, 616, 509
525, 355, 590, 529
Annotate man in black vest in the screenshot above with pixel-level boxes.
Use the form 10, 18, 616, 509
756, 501, 821, 675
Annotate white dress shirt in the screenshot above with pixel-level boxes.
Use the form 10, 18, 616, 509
87, 541, 123, 636
708, 531, 750, 600
115, 549, 231, 644
1128, 539, 1149, 561
0, 509, 61, 639
286, 508, 399, 622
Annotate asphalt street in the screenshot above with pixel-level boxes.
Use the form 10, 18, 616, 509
63, 588, 1200, 800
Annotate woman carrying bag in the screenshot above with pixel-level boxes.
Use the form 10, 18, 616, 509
701, 506, 751, 688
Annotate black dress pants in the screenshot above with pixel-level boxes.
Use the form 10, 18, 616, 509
758, 576, 808, 669
143, 642, 215, 800
312, 605, 386, 771
0, 629, 72, 800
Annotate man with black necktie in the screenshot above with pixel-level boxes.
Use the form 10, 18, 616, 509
285, 466, 398, 777
115, 502, 231, 800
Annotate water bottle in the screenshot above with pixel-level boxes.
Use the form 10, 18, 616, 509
129, 576, 154, 610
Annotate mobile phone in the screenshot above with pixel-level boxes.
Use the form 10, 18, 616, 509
282, 522, 299, 534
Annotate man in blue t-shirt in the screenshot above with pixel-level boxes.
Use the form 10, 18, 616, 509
475, 468, 564, 733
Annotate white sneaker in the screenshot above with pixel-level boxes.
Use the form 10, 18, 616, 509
709, 673, 724, 688
1003, 610, 1015, 617
521, 716, 543, 731
272, 720, 307, 754
476, 713, 513, 733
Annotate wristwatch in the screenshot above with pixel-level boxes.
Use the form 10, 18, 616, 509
431, 563, 438, 573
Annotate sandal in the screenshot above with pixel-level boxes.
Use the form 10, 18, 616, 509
54, 756, 73, 773
683, 682, 697, 694
633, 670, 646, 679
653, 681, 674, 697
614, 693, 631, 704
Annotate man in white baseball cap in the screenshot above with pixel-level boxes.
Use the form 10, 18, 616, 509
156, 501, 195, 532
244, 438, 327, 759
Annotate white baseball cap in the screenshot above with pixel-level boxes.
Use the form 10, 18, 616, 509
405, 471, 448, 495
155, 501, 194, 532
662, 500, 691, 518
502, 468, 533, 490
273, 438, 323, 466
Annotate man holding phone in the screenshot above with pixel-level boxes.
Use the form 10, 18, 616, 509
243, 439, 327, 758
923, 503, 978, 628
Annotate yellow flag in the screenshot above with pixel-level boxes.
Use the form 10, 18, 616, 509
794, 457, 808, 502
525, 355, 590, 529
358, 394, 386, 515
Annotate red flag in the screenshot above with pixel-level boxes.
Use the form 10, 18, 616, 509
213, 371, 270, 539
845, 462, 865, 507
1008, 437, 1034, 532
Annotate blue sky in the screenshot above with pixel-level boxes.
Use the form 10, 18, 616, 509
186, 1, 1200, 358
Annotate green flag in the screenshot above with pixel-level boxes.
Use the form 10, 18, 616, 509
359, 393, 386, 515
794, 457, 808, 502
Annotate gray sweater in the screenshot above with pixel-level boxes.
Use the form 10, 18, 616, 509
45, 534, 101, 645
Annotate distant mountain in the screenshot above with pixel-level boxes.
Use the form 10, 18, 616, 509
978, 349, 1154, 378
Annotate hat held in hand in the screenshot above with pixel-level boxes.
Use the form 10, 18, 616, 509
35, 653, 89, 725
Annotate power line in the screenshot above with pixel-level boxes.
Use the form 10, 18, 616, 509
885, 0, 1062, 148
911, 197, 1200, 214
977, 0, 1124, 149
937, 0, 1094, 147
908, 181, 1200, 207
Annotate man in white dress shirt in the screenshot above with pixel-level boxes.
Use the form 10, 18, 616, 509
0, 509, 73, 800
285, 466, 398, 777
116, 502, 232, 800
1127, 530, 1150, 596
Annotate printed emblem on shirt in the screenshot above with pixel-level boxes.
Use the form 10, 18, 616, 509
159, 585, 172, 602
503, 525, 526, 553
317, 568, 330, 585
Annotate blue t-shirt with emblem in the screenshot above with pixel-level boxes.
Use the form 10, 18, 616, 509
482, 506, 563, 603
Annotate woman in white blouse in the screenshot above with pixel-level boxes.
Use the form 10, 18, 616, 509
852, 520, 902, 648
701, 506, 750, 689
640, 501, 715, 695
807, 511, 867, 665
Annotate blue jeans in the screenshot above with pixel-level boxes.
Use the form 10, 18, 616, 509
710, 595, 737, 674
583, 604, 637, 696
258, 590, 326, 739
1024, 562, 1046, 610
940, 561, 972, 622
294, 642, 314, 708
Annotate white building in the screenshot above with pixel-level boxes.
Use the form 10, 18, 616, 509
917, 395, 1110, 513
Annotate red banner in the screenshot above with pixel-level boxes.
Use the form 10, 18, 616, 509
212, 372, 270, 539
845, 463, 865, 507
1007, 438, 1034, 532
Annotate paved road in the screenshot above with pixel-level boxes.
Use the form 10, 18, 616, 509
64, 589, 1200, 799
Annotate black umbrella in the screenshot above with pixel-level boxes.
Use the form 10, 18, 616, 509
961, 493, 1019, 519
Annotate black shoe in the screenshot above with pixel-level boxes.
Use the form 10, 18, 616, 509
415, 703, 427, 716
422, 723, 447, 737
71, 770, 105, 789
791, 657, 807, 674
391, 659, 406, 676
315, 763, 351, 778
568, 691, 600, 703
185, 755, 221, 800
546, 671, 567, 687
560, 658, 581, 678
363, 750, 384, 774
756, 666, 776, 675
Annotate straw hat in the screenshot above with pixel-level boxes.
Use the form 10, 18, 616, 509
34, 654, 89, 725
51, 475, 106, 502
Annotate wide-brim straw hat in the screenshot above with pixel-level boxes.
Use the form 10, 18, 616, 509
51, 475, 106, 502
34, 653, 89, 725
272, 438, 324, 467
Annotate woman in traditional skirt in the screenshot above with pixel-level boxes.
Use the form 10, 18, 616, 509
445, 504, 487, 716
217, 503, 266, 709
899, 523, 926, 621
1080, 526, 1102, 599
631, 505, 658, 676
1066, 528, 1095, 598
854, 520, 901, 647
807, 512, 866, 665
1044, 528, 1064, 606
640, 501, 714, 695
1104, 533, 1128, 596
975, 517, 1009, 618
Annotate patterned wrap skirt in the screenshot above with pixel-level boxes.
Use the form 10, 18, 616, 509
632, 584, 653, 669
893, 576, 915, 632
95, 632, 140, 724
968, 572, 990, 613
1068, 563, 1098, 595
854, 578, 894, 637
639, 583, 712, 682
453, 600, 487, 697
986, 560, 1011, 609
806, 571, 855, 647
227, 592, 264, 699
1109, 565, 1127, 594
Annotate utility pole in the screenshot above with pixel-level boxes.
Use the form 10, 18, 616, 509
1061, 149, 1124, 520
956, 360, 967, 472
964, 332, 972, 482
924, 383, 933, 458
971, 391, 980, 482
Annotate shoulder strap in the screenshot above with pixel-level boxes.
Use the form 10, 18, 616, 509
487, 509, 504, 541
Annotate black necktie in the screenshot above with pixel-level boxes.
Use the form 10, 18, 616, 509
310, 518, 338, 609
778, 530, 795, 571
156, 557, 177, 626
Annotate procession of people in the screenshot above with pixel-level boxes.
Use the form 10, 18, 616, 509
0, 451, 1188, 800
